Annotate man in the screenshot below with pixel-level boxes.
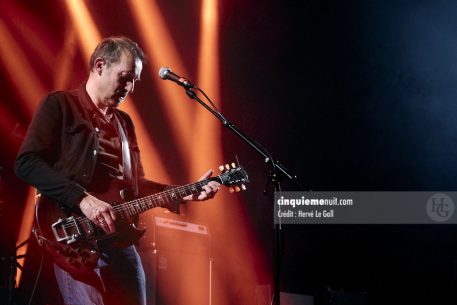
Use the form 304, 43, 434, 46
15, 36, 219, 305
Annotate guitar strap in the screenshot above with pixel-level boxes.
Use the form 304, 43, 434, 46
113, 113, 133, 184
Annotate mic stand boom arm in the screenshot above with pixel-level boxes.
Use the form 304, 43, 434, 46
185, 89, 306, 191
185, 88, 306, 305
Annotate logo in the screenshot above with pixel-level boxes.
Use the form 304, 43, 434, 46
426, 193, 455, 222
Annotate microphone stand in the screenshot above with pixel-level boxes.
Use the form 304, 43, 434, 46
184, 88, 306, 305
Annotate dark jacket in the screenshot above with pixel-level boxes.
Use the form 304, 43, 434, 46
15, 83, 168, 211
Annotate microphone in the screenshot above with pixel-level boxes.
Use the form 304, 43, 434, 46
158, 66, 196, 89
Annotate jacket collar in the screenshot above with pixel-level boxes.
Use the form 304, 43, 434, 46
77, 81, 122, 121
78, 81, 98, 112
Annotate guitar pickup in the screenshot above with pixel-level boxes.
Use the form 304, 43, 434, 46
51, 217, 81, 244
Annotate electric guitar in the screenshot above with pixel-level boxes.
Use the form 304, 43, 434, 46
35, 162, 248, 278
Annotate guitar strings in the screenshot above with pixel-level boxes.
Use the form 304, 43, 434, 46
59, 172, 234, 231
59, 179, 210, 231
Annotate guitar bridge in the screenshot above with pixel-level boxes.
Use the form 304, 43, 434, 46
51, 217, 81, 244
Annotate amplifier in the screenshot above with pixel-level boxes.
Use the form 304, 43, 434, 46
154, 216, 209, 234
138, 213, 211, 255
138, 213, 212, 305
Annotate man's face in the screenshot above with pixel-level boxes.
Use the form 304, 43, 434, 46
99, 52, 142, 107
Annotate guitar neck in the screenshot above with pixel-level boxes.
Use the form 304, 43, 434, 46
114, 177, 216, 217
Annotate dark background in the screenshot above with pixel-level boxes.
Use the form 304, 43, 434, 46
2, 0, 457, 304
221, 0, 457, 304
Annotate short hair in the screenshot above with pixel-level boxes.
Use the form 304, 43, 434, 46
89, 36, 146, 71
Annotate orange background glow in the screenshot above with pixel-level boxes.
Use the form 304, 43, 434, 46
0, 1, 269, 305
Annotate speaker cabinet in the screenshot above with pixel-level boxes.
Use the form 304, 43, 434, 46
139, 215, 212, 305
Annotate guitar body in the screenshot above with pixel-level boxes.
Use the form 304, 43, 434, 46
35, 180, 146, 278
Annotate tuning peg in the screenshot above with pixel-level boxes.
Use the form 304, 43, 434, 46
229, 187, 234, 193
241, 184, 246, 191
225, 164, 230, 170
219, 165, 225, 171
231, 162, 236, 168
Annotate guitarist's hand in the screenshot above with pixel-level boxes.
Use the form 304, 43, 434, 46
78, 194, 117, 233
183, 169, 220, 201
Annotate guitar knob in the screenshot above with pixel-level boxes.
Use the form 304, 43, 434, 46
225, 164, 230, 170
62, 246, 71, 255
219, 165, 225, 171
241, 184, 247, 190
231, 162, 236, 168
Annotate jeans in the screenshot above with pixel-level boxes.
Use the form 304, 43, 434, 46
54, 245, 146, 305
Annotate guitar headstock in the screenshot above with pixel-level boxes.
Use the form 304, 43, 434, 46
218, 162, 249, 193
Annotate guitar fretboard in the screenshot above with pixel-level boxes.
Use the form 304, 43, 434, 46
112, 178, 214, 217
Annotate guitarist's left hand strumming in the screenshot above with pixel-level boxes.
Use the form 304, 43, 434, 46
78, 169, 220, 234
